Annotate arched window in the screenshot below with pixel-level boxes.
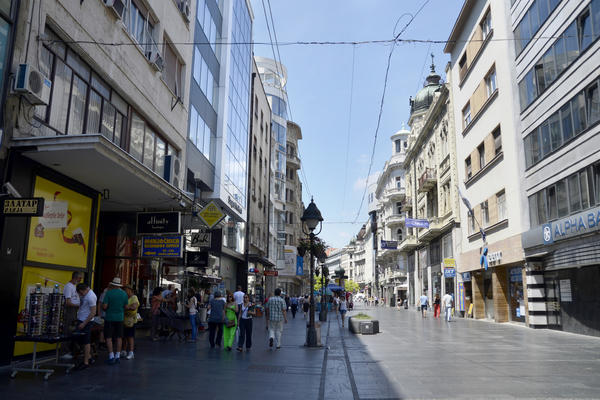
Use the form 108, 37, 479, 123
396, 228, 403, 241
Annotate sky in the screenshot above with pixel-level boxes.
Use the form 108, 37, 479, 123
249, 0, 464, 249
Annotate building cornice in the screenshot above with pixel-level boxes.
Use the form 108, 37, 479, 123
444, 0, 477, 54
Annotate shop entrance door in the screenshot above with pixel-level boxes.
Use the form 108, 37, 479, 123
545, 275, 562, 329
483, 270, 494, 319
509, 267, 525, 322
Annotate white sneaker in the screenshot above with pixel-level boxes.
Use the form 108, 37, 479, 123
61, 353, 73, 360
126, 352, 134, 360
120, 351, 127, 357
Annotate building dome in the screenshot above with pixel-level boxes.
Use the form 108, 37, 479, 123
410, 56, 442, 115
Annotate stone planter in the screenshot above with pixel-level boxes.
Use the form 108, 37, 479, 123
348, 316, 379, 334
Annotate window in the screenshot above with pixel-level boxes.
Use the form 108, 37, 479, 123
560, 101, 574, 142
465, 157, 472, 179
540, 121, 551, 156
587, 82, 600, 125
547, 185, 558, 220
396, 176, 402, 189
515, 0, 563, 55
478, 143, 485, 169
252, 178, 256, 198
481, 200, 489, 227
578, 10, 593, 51
568, 174, 581, 213
549, 113, 562, 151
395, 139, 401, 153
396, 228, 403, 241
485, 67, 497, 97
556, 180, 568, 217
481, 10, 492, 41
396, 202, 402, 215
497, 191, 506, 221
524, 128, 541, 168
193, 47, 216, 106
458, 53, 467, 81
462, 103, 471, 128
493, 127, 502, 155
163, 41, 184, 97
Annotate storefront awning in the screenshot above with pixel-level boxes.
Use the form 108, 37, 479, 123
248, 253, 275, 267
11, 135, 193, 212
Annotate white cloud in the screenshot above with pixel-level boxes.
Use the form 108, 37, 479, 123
353, 177, 367, 191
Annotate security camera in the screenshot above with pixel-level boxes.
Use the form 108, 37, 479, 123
3, 182, 22, 198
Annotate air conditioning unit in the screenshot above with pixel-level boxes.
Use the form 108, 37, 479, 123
164, 154, 181, 188
146, 49, 164, 71
103, 0, 126, 19
178, 0, 191, 22
14, 64, 52, 105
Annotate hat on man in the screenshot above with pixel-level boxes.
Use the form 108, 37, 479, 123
109, 277, 123, 287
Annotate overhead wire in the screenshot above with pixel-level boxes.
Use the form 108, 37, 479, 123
352, 0, 431, 224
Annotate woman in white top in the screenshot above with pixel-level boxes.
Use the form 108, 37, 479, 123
186, 289, 198, 342
236, 294, 255, 351
339, 296, 348, 328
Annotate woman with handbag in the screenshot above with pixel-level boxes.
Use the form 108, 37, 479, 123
237, 295, 255, 352
223, 293, 238, 351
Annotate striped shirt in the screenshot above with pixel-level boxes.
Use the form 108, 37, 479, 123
266, 296, 286, 322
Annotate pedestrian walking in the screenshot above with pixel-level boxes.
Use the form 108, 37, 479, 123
73, 283, 96, 370
223, 293, 238, 351
207, 291, 225, 348
102, 277, 129, 365
237, 295, 254, 351
265, 288, 287, 349
290, 296, 298, 319
338, 295, 348, 328
442, 292, 454, 322
233, 285, 245, 312
419, 291, 429, 318
150, 287, 164, 341
185, 288, 198, 342
61, 271, 83, 360
122, 285, 139, 360
285, 294, 291, 311
433, 294, 441, 318
303, 295, 310, 318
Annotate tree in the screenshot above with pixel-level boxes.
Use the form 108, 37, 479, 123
344, 279, 360, 294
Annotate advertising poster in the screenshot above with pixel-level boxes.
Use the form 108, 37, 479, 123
283, 246, 297, 275
14, 266, 73, 356
27, 176, 93, 268
141, 236, 183, 257
458, 281, 465, 312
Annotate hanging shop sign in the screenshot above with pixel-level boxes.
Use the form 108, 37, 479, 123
462, 272, 471, 282
458, 282, 465, 312
137, 212, 181, 235
488, 251, 502, 263
141, 236, 183, 258
190, 230, 211, 248
264, 270, 279, 276
197, 201, 226, 228
1, 197, 45, 216
443, 268, 456, 278
296, 256, 304, 276
405, 218, 429, 228
443, 258, 456, 268
380, 240, 398, 250
186, 250, 209, 267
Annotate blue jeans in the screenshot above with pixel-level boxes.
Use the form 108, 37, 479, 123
190, 314, 197, 340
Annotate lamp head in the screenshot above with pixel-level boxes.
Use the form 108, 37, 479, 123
301, 197, 323, 231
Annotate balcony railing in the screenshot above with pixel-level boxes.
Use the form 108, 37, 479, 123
418, 168, 436, 192
384, 187, 406, 200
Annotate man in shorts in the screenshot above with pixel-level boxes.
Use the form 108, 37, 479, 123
74, 283, 96, 370
102, 277, 128, 365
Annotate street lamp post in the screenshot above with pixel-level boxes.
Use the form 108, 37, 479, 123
301, 198, 323, 347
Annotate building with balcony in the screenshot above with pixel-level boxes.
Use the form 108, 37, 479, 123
404, 60, 461, 307
515, 0, 600, 336
445, 0, 527, 324
374, 126, 410, 306
247, 58, 274, 302
0, 0, 201, 364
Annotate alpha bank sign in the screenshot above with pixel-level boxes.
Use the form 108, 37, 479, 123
542, 206, 600, 245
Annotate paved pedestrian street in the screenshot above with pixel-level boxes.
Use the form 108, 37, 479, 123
2, 306, 600, 400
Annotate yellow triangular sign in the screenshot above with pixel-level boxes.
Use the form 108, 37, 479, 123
198, 201, 226, 228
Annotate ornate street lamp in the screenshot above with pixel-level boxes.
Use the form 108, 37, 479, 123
301, 197, 323, 347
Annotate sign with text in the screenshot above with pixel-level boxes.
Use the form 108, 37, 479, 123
264, 270, 278, 276
458, 282, 465, 312
137, 212, 181, 235
405, 218, 430, 228
141, 236, 183, 258
190, 230, 211, 248
186, 250, 208, 267
198, 201, 226, 228
542, 206, 600, 245
380, 240, 398, 250
1, 197, 45, 216
443, 258, 456, 268
462, 272, 471, 282
444, 268, 456, 278
296, 256, 304, 276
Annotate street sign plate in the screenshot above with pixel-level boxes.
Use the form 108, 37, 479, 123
197, 201, 225, 228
